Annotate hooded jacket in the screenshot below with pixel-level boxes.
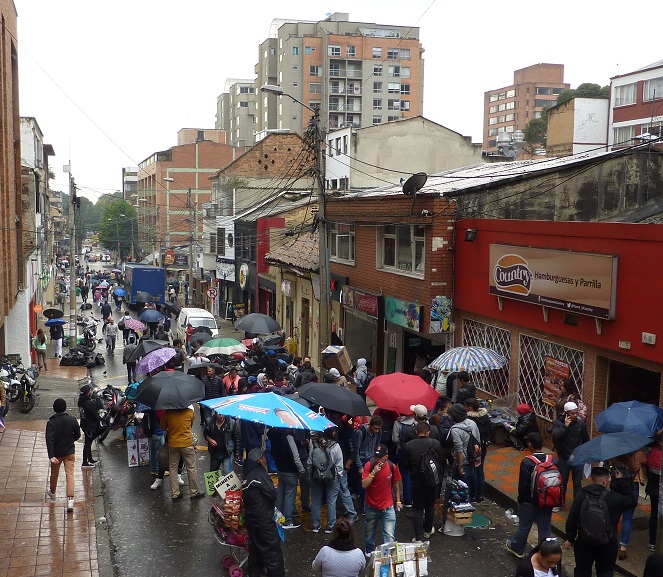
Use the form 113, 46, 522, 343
354, 359, 368, 389
449, 418, 481, 465
551, 413, 589, 459
455, 382, 477, 405
466, 407, 494, 446
78, 392, 104, 433
513, 411, 539, 440
242, 457, 278, 528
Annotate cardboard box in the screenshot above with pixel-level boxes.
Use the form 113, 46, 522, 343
322, 345, 352, 374
448, 511, 473, 525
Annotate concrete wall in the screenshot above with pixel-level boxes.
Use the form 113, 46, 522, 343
547, 98, 608, 157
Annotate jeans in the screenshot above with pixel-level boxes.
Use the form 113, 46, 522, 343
210, 453, 233, 476
398, 450, 412, 505
619, 482, 640, 546
476, 446, 487, 500
338, 473, 358, 519
558, 455, 583, 501
50, 453, 76, 498
311, 477, 341, 531
299, 469, 311, 510
508, 502, 553, 555
650, 492, 659, 546
105, 334, 116, 353
454, 462, 477, 501
276, 470, 299, 525
364, 505, 396, 554
82, 429, 97, 464
411, 479, 438, 539
126, 362, 136, 384
148, 434, 164, 473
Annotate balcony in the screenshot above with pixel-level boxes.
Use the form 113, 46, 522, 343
329, 69, 345, 78
346, 69, 362, 79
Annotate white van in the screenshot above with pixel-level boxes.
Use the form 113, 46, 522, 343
171, 308, 219, 343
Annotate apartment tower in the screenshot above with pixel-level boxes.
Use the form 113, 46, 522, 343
215, 79, 256, 149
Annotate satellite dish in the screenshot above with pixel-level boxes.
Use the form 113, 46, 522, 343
402, 172, 427, 195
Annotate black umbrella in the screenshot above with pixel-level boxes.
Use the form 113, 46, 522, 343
298, 383, 371, 416
235, 313, 281, 334
192, 325, 213, 335
187, 362, 222, 375
135, 291, 153, 303
134, 372, 205, 409
190, 331, 213, 345
285, 393, 314, 409
126, 339, 169, 363
161, 302, 181, 316
43, 308, 64, 319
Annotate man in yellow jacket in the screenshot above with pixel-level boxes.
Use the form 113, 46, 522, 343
160, 405, 204, 501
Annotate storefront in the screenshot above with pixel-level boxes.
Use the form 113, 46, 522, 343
341, 286, 384, 374
258, 276, 276, 318
454, 219, 663, 438
215, 257, 235, 319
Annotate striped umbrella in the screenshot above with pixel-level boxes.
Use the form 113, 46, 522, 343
124, 318, 146, 332
429, 346, 507, 372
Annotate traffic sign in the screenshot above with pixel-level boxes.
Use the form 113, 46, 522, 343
207, 287, 218, 299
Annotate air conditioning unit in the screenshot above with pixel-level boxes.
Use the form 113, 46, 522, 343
202, 203, 212, 209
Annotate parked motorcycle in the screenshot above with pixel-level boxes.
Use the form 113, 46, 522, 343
1, 357, 22, 403
97, 385, 135, 442
16, 364, 39, 413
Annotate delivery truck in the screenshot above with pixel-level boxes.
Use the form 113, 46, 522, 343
124, 264, 166, 305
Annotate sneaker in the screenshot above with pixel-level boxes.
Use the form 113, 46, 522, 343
150, 478, 162, 490
46, 490, 56, 502
649, 544, 656, 552
311, 526, 320, 533
403, 503, 412, 508
423, 527, 435, 539
191, 492, 206, 499
88, 459, 99, 465
282, 522, 301, 530
81, 462, 95, 468
505, 540, 524, 559
324, 527, 333, 534
178, 474, 185, 486
163, 470, 170, 476
67, 499, 74, 512
365, 551, 373, 559
552, 507, 562, 513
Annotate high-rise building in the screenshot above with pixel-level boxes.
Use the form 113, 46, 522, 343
483, 63, 569, 153
215, 79, 256, 149
254, 12, 424, 140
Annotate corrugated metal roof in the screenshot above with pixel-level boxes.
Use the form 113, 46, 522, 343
265, 231, 319, 272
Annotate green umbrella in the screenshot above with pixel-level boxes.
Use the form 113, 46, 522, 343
197, 338, 247, 357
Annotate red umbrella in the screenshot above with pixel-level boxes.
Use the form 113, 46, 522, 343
366, 372, 439, 414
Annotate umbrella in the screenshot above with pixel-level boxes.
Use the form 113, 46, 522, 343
134, 371, 205, 410
235, 313, 281, 334
595, 401, 663, 437
429, 346, 507, 372
124, 318, 146, 332
161, 302, 180, 316
96, 281, 109, 288
187, 362, 221, 375
201, 392, 335, 431
126, 339, 169, 363
139, 309, 164, 324
190, 332, 213, 345
55, 280, 67, 286
286, 393, 314, 409
197, 337, 247, 357
298, 383, 371, 416
136, 347, 178, 375
112, 269, 122, 274
43, 308, 64, 319
113, 288, 127, 297
166, 277, 178, 284
366, 372, 440, 414
45, 318, 67, 326
135, 291, 153, 302
568, 432, 653, 468
192, 325, 213, 335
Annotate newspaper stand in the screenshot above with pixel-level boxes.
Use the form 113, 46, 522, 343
208, 492, 249, 577
368, 540, 430, 577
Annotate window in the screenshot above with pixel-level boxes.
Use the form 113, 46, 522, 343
505, 113, 515, 121
238, 101, 249, 108
644, 77, 663, 101
330, 80, 341, 94
329, 64, 341, 77
310, 100, 321, 110
373, 47, 382, 59
387, 48, 399, 59
535, 87, 554, 95
373, 98, 382, 110
488, 139, 497, 147
379, 225, 425, 275
614, 83, 636, 106
507, 89, 515, 98
217, 227, 225, 256
489, 117, 498, 125
292, 46, 299, 55
388, 82, 400, 93
239, 86, 254, 94
310, 82, 322, 93
388, 65, 400, 77
373, 82, 382, 93
209, 233, 217, 254
305, 46, 312, 55
346, 45, 356, 56
343, 136, 348, 154
373, 65, 382, 76
534, 99, 552, 108
328, 140, 334, 157
387, 99, 400, 110
335, 138, 341, 155
400, 84, 410, 95
400, 48, 411, 59
641, 122, 663, 137
373, 116, 382, 125
328, 45, 341, 56
388, 115, 400, 122
488, 128, 498, 136
490, 89, 516, 102
534, 111, 542, 119
309, 65, 322, 76
270, 47, 276, 56
329, 223, 355, 263
613, 125, 635, 146
401, 67, 410, 78
236, 231, 256, 262
401, 100, 410, 110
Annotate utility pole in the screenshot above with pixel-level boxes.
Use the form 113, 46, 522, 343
187, 188, 193, 307
66, 164, 77, 351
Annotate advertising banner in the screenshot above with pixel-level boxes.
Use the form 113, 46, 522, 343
489, 244, 618, 320
430, 296, 452, 333
543, 355, 571, 407
385, 297, 422, 332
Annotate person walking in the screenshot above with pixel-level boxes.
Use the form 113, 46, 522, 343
465, 398, 494, 502
77, 385, 104, 467
552, 401, 589, 507
449, 403, 481, 502
353, 358, 369, 401
271, 426, 306, 530
105, 316, 118, 355
242, 447, 286, 577
361, 444, 403, 558
612, 450, 647, 560
312, 518, 366, 577
46, 398, 81, 513
505, 433, 557, 558
32, 329, 48, 370
203, 412, 239, 475
308, 429, 343, 533
563, 466, 638, 577
160, 406, 205, 500
403, 422, 444, 541
49, 322, 64, 359
123, 334, 138, 384
201, 365, 224, 426
356, 415, 383, 512
100, 300, 112, 334
119, 310, 132, 345
327, 412, 359, 525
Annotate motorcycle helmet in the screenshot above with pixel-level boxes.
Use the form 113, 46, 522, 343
231, 352, 244, 361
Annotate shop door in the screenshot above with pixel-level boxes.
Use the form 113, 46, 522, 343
607, 360, 661, 406
301, 298, 310, 357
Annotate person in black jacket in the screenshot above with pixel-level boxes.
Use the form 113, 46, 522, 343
515, 539, 563, 577
508, 404, 540, 451
465, 398, 494, 502
201, 366, 224, 427
455, 371, 477, 405
46, 398, 81, 512
268, 427, 305, 529
552, 401, 589, 504
506, 433, 556, 558
242, 448, 285, 577
563, 466, 638, 577
77, 385, 105, 467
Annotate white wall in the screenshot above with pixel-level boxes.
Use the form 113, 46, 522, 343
5, 288, 32, 364
573, 98, 609, 153
325, 126, 352, 186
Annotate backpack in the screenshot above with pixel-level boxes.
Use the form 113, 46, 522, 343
399, 423, 414, 449
438, 416, 455, 450
362, 372, 374, 389
528, 454, 564, 508
579, 489, 612, 546
419, 442, 442, 488
450, 424, 481, 467
310, 439, 336, 483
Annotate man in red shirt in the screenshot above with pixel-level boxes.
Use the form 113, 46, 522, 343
222, 367, 241, 395
361, 444, 402, 557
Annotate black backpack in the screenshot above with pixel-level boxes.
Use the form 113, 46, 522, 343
419, 442, 442, 487
450, 424, 481, 466
579, 489, 612, 546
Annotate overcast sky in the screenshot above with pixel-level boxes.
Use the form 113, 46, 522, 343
16, 0, 653, 202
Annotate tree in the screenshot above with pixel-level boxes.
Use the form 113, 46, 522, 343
555, 83, 609, 106
98, 199, 137, 259
524, 114, 548, 148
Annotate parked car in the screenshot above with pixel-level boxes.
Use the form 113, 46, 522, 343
170, 308, 219, 343
88, 254, 98, 262
102, 254, 111, 262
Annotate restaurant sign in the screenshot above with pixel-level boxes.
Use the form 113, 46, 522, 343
489, 244, 618, 320
342, 286, 381, 318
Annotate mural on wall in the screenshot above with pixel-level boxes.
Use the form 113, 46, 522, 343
430, 296, 452, 333
385, 297, 422, 332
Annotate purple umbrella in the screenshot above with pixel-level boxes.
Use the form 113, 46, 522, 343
124, 318, 146, 332
135, 347, 177, 375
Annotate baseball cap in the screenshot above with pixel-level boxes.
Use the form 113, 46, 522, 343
374, 444, 388, 458
247, 447, 265, 462
410, 404, 428, 418
564, 401, 578, 412
80, 385, 91, 395
328, 368, 341, 379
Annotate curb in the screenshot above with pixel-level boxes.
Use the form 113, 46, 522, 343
93, 450, 116, 577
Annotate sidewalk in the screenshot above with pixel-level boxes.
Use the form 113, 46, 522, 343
485, 444, 649, 577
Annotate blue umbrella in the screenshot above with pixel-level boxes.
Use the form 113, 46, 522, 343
113, 288, 126, 297
569, 432, 653, 468
45, 318, 67, 326
595, 400, 663, 437
201, 392, 335, 432
139, 309, 164, 323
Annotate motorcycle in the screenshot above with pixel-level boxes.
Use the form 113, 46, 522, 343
97, 385, 135, 442
16, 364, 39, 413
1, 357, 21, 403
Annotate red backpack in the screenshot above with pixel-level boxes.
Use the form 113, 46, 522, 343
528, 454, 564, 508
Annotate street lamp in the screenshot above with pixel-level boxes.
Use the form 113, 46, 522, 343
260, 84, 331, 367
164, 176, 195, 306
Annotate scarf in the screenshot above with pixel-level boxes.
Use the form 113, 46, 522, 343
327, 539, 359, 552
